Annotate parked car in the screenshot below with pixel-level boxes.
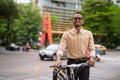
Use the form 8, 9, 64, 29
39, 44, 67, 60
116, 45, 120, 50
6, 43, 20, 51
95, 44, 106, 55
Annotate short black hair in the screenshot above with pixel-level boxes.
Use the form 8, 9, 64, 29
73, 11, 83, 17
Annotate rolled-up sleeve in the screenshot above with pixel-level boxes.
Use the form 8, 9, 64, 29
57, 32, 67, 56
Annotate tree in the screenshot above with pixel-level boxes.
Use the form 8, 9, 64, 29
82, 0, 115, 34
110, 5, 120, 35
81, 0, 120, 48
109, 5, 120, 47
13, 3, 42, 46
0, 0, 19, 45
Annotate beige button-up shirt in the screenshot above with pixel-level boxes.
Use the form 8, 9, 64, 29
57, 27, 95, 58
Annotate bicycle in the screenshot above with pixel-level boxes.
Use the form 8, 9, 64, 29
50, 63, 89, 80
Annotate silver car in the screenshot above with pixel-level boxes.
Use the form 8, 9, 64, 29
39, 44, 67, 60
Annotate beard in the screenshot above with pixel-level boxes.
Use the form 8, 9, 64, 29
74, 24, 82, 28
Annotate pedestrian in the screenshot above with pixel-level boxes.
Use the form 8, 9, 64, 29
26, 43, 31, 51
54, 11, 95, 80
95, 46, 101, 61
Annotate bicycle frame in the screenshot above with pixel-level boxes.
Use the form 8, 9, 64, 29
51, 63, 89, 80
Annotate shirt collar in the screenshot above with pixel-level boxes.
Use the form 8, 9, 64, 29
72, 27, 84, 34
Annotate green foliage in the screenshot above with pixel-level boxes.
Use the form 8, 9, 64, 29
30, 42, 40, 50
81, 0, 120, 48
0, 1, 42, 46
82, 0, 115, 35
110, 5, 120, 35
53, 37, 60, 43
0, 19, 6, 35
51, 15, 60, 23
13, 3, 42, 45
0, 0, 18, 18
0, 0, 19, 45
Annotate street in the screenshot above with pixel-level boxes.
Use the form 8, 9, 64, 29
0, 47, 120, 80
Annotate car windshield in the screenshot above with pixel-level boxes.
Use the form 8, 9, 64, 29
46, 44, 59, 50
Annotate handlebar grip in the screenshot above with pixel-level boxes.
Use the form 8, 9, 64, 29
49, 65, 57, 68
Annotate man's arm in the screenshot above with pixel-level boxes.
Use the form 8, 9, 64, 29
88, 32, 95, 57
87, 32, 95, 66
54, 32, 67, 66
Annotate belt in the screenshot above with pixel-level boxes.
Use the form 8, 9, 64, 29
67, 57, 89, 62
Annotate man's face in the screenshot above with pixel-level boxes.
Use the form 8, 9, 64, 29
73, 14, 84, 27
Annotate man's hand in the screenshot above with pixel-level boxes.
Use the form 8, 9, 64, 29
87, 56, 95, 66
54, 54, 62, 67
54, 59, 62, 67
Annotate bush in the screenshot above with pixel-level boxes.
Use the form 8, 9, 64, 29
53, 37, 60, 43
30, 43, 40, 50
107, 43, 116, 49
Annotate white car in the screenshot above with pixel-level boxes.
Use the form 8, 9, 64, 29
39, 44, 67, 60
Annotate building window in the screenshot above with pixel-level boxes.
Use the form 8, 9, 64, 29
107, 0, 111, 2
61, 2, 66, 7
44, 0, 52, 6
76, 0, 83, 3
75, 4, 82, 9
117, 1, 120, 3
52, 1, 66, 7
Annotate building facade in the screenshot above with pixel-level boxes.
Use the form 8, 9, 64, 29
35, 0, 83, 34
108, 0, 120, 6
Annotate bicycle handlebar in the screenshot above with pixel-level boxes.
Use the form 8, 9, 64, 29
50, 63, 89, 68
64, 63, 88, 68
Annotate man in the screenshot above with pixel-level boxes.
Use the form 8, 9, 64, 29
54, 11, 95, 80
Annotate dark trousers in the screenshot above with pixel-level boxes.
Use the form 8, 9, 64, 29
67, 58, 90, 80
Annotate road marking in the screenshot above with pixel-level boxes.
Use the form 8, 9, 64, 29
34, 65, 40, 74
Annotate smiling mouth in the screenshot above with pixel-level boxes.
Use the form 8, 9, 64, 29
74, 24, 80, 27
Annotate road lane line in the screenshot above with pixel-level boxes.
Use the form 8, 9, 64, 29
34, 65, 40, 74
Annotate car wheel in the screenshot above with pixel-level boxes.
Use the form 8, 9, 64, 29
52, 55, 57, 61
39, 54, 44, 60
40, 57, 44, 60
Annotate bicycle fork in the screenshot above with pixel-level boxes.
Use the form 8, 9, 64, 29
70, 67, 76, 80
